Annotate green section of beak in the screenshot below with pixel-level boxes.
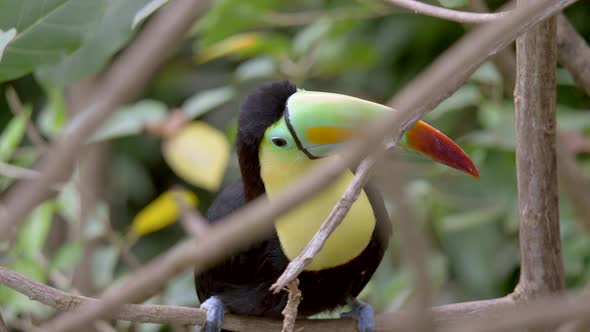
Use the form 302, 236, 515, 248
285, 90, 479, 178
286, 91, 390, 157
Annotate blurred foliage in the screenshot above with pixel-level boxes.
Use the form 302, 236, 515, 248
1, 0, 590, 330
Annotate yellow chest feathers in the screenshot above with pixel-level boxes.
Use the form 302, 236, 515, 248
260, 154, 376, 271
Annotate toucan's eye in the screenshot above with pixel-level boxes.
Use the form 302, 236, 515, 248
271, 137, 289, 148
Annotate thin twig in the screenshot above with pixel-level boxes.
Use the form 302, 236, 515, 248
34, 1, 578, 331
5, 87, 48, 150
384, 0, 509, 24
271, 154, 381, 292
281, 279, 302, 332
172, 186, 211, 238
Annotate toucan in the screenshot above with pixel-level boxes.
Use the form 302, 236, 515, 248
195, 81, 478, 332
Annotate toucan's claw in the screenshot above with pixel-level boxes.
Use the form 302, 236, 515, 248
196, 296, 225, 332
341, 299, 376, 332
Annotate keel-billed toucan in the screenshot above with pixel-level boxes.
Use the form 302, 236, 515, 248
195, 81, 478, 332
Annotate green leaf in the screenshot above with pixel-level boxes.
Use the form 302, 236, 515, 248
182, 87, 235, 119
196, 0, 282, 45
132, 0, 168, 29
38, 87, 66, 138
0, 28, 16, 63
0, 105, 31, 162
90, 99, 167, 142
293, 18, 332, 56
51, 241, 82, 271
438, 0, 468, 9
17, 201, 56, 257
35, 0, 152, 86
234, 57, 275, 82
92, 245, 118, 288
439, 205, 506, 231
0, 0, 107, 82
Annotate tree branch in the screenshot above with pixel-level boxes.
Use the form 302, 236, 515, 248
6, 266, 590, 332
557, 14, 590, 97
0, 0, 210, 241
513, 2, 565, 299
384, 0, 509, 24
5, 0, 577, 331
0, 310, 7, 332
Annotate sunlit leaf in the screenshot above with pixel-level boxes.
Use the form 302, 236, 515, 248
38, 88, 66, 138
36, 0, 154, 86
195, 32, 288, 63
182, 87, 235, 120
51, 241, 82, 271
17, 201, 56, 257
131, 189, 198, 236
0, 105, 30, 162
163, 122, 230, 191
90, 99, 168, 142
0, 0, 107, 82
132, 0, 168, 29
0, 28, 16, 63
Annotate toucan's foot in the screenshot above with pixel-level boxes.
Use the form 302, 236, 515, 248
195, 296, 225, 332
341, 299, 375, 332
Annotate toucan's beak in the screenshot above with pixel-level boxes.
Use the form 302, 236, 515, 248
285, 91, 479, 178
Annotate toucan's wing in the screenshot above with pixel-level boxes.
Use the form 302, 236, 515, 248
206, 179, 247, 222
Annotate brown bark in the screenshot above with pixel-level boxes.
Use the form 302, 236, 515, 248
514, 10, 565, 299
557, 14, 590, 97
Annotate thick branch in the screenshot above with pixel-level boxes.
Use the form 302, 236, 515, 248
0, 0, 210, 240
20, 0, 577, 331
557, 14, 590, 96
514, 4, 564, 298
8, 266, 590, 332
384, 0, 508, 24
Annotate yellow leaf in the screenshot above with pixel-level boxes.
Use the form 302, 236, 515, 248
196, 33, 260, 64
131, 190, 198, 236
163, 122, 230, 191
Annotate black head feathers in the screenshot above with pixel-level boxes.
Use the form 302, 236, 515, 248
237, 81, 297, 200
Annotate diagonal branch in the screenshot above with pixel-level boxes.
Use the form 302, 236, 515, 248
384, 0, 509, 24
15, 0, 578, 331
557, 14, 590, 97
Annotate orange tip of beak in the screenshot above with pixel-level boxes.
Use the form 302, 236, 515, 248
405, 121, 479, 178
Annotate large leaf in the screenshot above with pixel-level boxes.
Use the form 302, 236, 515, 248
163, 122, 230, 191
36, 0, 152, 86
90, 99, 167, 142
0, 0, 107, 82
131, 189, 198, 236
